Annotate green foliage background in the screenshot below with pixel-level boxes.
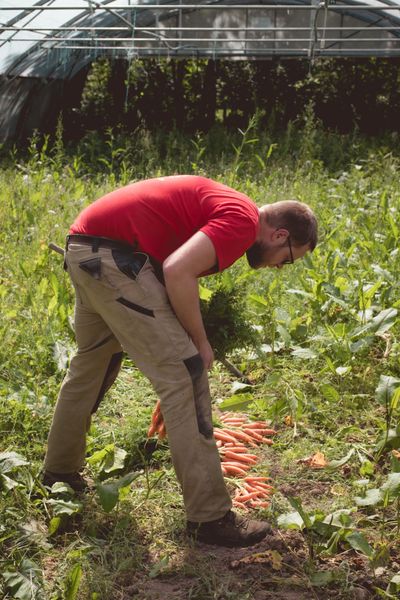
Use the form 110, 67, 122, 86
12, 57, 400, 145
73, 57, 400, 137
1, 118, 400, 598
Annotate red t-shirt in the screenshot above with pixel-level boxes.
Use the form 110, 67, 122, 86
70, 175, 259, 272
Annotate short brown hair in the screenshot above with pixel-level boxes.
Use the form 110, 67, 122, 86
265, 200, 318, 250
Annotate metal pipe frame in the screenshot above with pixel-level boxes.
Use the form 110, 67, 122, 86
1, 4, 400, 9
39, 45, 400, 57
1, 0, 400, 63
1, 36, 397, 42
1, 26, 400, 31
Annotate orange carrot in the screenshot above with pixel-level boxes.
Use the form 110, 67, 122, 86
222, 445, 248, 453
220, 412, 243, 419
214, 429, 238, 444
244, 476, 272, 482
147, 424, 157, 437
261, 438, 274, 445
243, 484, 271, 496
224, 450, 258, 464
147, 401, 164, 437
234, 491, 263, 502
243, 482, 257, 493
250, 500, 270, 508
244, 428, 277, 436
222, 460, 251, 470
230, 457, 257, 466
240, 452, 258, 460
244, 478, 272, 486
251, 482, 274, 492
224, 442, 247, 447
242, 428, 264, 442
157, 422, 167, 440
222, 464, 247, 477
222, 428, 258, 446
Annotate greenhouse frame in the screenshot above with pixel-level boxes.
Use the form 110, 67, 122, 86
1, 0, 399, 140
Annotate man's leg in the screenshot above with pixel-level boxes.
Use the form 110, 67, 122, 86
138, 351, 231, 523
61, 244, 270, 546
44, 285, 123, 475
65, 246, 232, 522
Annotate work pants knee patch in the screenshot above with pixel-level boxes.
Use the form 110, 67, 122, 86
183, 354, 213, 439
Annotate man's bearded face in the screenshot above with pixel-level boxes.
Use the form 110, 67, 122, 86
246, 240, 268, 269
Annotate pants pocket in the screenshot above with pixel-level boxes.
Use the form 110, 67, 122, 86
111, 250, 148, 280
79, 257, 102, 279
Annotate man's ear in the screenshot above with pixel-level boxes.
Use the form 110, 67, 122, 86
272, 228, 289, 242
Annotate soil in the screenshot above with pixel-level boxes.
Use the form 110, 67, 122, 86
114, 528, 386, 600
82, 415, 398, 600
110, 440, 399, 600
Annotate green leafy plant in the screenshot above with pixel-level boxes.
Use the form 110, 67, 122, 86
63, 563, 83, 600
2, 559, 43, 600
87, 443, 128, 479
96, 471, 141, 513
355, 470, 400, 537
45, 482, 83, 535
382, 573, 400, 598
374, 376, 400, 458
278, 496, 372, 563
0, 452, 29, 492
200, 282, 260, 375
228, 113, 260, 186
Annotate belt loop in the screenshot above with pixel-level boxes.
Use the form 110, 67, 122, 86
92, 238, 100, 253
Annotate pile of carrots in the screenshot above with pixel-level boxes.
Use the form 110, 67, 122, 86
216, 412, 276, 510
147, 404, 276, 510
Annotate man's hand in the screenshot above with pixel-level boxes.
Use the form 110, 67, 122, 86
197, 339, 214, 370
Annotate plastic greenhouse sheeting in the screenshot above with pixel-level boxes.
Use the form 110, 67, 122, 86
0, 1, 399, 142
1, 0, 400, 79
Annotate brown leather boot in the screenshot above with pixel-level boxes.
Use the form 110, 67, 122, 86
187, 510, 271, 547
42, 470, 90, 493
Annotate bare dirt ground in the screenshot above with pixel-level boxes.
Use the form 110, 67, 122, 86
116, 528, 386, 600
107, 448, 399, 600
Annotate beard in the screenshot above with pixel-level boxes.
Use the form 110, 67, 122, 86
246, 241, 266, 268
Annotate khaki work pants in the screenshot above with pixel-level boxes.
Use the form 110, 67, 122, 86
44, 241, 232, 522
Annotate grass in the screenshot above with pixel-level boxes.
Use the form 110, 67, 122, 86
1, 123, 400, 599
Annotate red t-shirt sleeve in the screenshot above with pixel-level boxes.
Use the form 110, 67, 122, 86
200, 202, 259, 271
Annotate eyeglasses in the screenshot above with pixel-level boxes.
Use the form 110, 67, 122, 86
280, 236, 294, 265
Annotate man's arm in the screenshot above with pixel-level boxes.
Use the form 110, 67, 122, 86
162, 231, 217, 369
